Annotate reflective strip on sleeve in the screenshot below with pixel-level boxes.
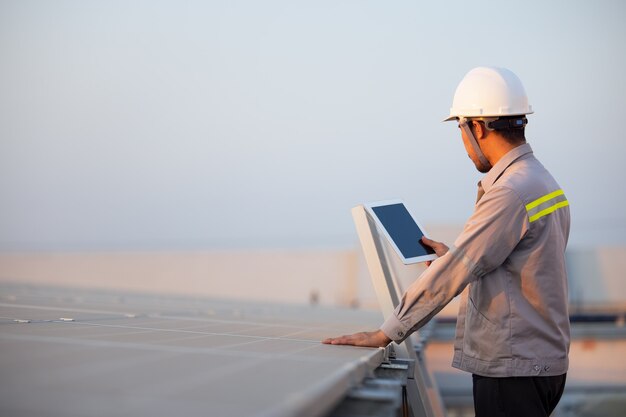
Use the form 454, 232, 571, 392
526, 189, 569, 223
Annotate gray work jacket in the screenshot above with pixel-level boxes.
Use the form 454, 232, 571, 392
380, 143, 571, 377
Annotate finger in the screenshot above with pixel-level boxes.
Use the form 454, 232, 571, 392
331, 336, 353, 345
422, 236, 439, 249
322, 335, 348, 345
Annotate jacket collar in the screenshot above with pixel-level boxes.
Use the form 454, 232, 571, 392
480, 143, 533, 193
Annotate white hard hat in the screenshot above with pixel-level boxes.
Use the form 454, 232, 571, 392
444, 66, 533, 122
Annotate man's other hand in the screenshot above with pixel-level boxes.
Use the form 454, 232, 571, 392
322, 330, 391, 347
421, 236, 449, 266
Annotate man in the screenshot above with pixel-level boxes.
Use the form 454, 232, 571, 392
323, 67, 570, 417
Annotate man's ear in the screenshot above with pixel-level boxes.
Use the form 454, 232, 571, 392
472, 120, 486, 139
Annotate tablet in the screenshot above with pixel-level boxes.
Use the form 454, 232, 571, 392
364, 199, 437, 264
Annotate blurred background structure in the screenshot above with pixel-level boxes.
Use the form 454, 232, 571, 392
1, 1, 625, 416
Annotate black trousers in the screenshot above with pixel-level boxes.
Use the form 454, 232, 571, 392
472, 373, 566, 417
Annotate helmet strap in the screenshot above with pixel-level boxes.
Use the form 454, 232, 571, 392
459, 118, 492, 171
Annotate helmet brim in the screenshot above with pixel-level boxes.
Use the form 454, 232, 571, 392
442, 111, 533, 123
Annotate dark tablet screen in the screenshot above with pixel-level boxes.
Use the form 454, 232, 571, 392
371, 203, 435, 259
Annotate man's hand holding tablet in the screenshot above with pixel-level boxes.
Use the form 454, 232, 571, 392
420, 236, 449, 267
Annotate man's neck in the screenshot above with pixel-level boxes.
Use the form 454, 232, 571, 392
485, 138, 525, 167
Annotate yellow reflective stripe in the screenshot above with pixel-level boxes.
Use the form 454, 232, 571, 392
526, 189, 565, 211
528, 200, 569, 223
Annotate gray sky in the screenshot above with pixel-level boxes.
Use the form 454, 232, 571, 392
1, 0, 625, 250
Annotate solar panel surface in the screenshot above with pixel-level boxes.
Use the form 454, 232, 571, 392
0, 284, 385, 417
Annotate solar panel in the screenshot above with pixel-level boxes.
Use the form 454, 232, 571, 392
0, 284, 385, 417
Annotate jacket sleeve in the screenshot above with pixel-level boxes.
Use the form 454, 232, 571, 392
380, 186, 529, 343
